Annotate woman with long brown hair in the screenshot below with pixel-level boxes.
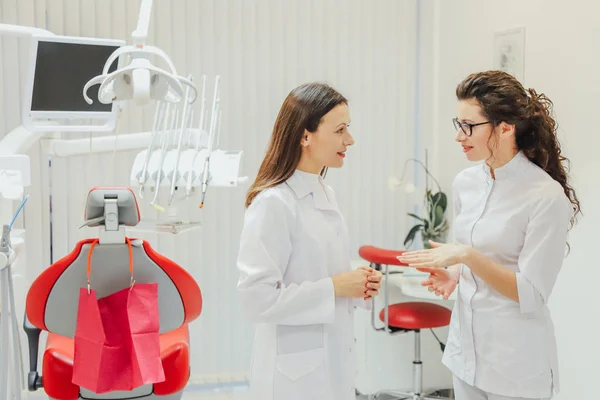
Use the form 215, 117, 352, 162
236, 82, 382, 400
399, 70, 580, 400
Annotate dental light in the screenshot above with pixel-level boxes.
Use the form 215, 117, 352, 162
82, 0, 197, 107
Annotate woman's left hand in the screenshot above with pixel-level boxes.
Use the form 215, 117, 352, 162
358, 266, 382, 299
396, 240, 470, 268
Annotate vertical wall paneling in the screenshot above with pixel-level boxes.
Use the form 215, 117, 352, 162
0, 0, 415, 385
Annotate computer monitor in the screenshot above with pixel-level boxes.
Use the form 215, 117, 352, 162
22, 34, 125, 132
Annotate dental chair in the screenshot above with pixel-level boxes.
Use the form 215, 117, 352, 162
23, 187, 202, 400
359, 245, 452, 400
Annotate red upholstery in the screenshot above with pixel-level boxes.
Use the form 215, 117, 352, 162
359, 245, 408, 267
26, 239, 202, 331
359, 245, 450, 330
379, 302, 451, 329
154, 325, 191, 395
25, 237, 202, 398
27, 238, 96, 331
41, 325, 191, 399
43, 334, 80, 400
143, 241, 202, 323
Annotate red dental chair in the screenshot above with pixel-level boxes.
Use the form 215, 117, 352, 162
23, 187, 202, 400
359, 245, 452, 400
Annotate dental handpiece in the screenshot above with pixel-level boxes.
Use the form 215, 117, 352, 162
199, 75, 220, 209
199, 157, 210, 208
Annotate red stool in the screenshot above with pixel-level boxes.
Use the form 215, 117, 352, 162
359, 245, 452, 400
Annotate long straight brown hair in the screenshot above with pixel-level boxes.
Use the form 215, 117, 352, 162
245, 82, 348, 207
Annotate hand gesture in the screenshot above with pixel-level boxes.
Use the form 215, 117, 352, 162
332, 267, 381, 299
417, 266, 458, 300
397, 240, 469, 269
358, 266, 382, 300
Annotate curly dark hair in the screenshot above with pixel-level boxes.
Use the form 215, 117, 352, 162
456, 70, 581, 229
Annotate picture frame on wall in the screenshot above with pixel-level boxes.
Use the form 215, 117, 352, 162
493, 27, 526, 82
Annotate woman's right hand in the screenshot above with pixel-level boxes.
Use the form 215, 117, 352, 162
332, 269, 375, 298
417, 266, 459, 300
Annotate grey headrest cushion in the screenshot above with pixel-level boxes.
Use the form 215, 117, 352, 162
84, 187, 140, 227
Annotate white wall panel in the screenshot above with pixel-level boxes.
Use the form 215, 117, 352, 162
1, 0, 417, 386
424, 1, 600, 398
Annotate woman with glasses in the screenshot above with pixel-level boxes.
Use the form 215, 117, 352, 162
398, 70, 580, 400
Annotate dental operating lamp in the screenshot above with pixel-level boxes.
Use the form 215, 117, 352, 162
83, 0, 197, 108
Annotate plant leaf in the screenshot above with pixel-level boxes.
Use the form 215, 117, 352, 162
404, 224, 423, 247
426, 194, 434, 222
432, 192, 447, 211
407, 212, 425, 222
434, 204, 445, 227
427, 191, 434, 209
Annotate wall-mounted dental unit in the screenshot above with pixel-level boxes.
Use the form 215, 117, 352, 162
0, 0, 247, 397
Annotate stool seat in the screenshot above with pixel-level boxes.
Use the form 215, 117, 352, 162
359, 245, 408, 267
379, 302, 451, 330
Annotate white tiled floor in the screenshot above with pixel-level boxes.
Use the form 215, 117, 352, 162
182, 387, 450, 400
182, 389, 249, 400
30, 388, 442, 400
182, 391, 448, 400
181, 383, 250, 399
182, 389, 371, 400
27, 383, 446, 399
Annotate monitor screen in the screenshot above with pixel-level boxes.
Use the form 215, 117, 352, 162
30, 40, 120, 113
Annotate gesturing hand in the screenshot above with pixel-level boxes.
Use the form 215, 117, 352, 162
396, 240, 469, 269
417, 266, 458, 300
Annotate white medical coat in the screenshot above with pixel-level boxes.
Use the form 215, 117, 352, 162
444, 151, 572, 398
236, 169, 369, 400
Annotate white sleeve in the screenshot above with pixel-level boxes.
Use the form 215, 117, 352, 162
353, 297, 373, 311
236, 192, 336, 325
451, 174, 462, 244
516, 185, 572, 314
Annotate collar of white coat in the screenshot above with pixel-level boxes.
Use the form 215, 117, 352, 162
286, 169, 338, 211
482, 150, 528, 180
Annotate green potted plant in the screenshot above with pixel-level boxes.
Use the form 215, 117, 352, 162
389, 157, 449, 249
404, 189, 449, 249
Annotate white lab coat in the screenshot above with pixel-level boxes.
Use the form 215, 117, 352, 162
236, 169, 369, 400
444, 151, 572, 398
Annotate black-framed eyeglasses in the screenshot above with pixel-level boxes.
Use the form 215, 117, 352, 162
452, 117, 491, 137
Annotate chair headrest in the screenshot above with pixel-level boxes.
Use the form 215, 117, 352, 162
84, 187, 140, 227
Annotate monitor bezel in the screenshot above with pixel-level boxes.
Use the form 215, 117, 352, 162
22, 34, 125, 123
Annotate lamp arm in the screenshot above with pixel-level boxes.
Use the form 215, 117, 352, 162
398, 158, 443, 194
132, 0, 153, 46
